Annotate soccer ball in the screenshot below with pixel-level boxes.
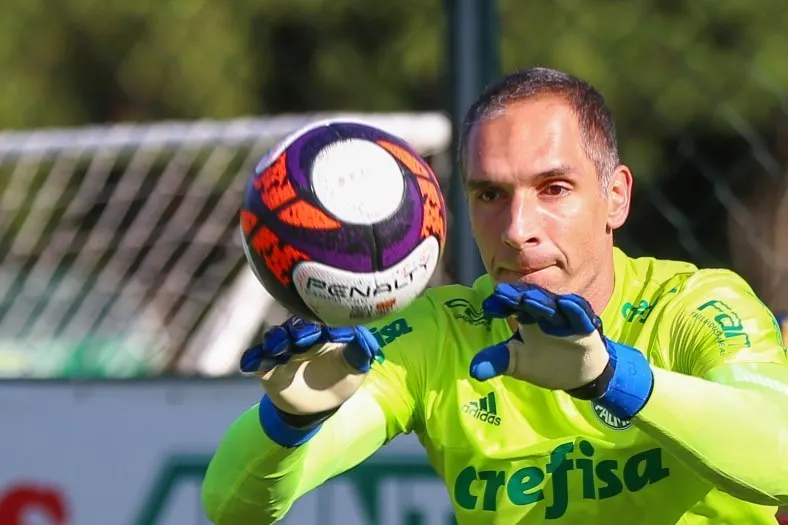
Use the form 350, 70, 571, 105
240, 119, 447, 326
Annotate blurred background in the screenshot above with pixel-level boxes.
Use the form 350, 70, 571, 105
0, 0, 786, 523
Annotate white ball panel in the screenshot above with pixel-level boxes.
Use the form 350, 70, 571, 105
292, 236, 440, 326
311, 139, 405, 225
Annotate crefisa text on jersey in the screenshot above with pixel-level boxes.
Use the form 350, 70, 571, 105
453, 440, 670, 519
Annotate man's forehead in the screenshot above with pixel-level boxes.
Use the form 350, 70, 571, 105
467, 110, 581, 167
472, 97, 578, 138
463, 101, 599, 187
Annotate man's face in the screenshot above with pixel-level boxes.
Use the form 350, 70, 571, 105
464, 95, 632, 297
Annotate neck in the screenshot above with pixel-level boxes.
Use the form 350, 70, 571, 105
583, 257, 617, 315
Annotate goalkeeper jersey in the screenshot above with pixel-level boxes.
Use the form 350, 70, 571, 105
203, 248, 788, 524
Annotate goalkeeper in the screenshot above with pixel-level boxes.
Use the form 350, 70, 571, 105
202, 67, 788, 524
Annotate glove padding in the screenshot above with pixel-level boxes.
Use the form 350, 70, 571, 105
241, 316, 381, 415
470, 283, 612, 392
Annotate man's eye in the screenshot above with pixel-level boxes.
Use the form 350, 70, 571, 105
543, 184, 569, 197
477, 189, 500, 202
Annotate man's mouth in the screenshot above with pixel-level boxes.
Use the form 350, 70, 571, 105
496, 266, 553, 281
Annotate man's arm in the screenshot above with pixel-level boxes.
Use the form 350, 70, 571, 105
633, 271, 788, 506
201, 299, 436, 524
201, 388, 390, 524
470, 273, 788, 505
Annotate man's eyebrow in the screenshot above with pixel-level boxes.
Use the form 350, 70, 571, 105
465, 165, 576, 190
465, 179, 495, 192
536, 165, 575, 179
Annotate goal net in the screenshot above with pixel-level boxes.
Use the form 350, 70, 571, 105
0, 113, 453, 378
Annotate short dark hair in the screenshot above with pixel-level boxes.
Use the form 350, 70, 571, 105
459, 67, 621, 184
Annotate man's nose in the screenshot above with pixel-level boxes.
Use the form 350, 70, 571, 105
501, 192, 541, 250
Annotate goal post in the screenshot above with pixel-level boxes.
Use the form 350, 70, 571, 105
0, 113, 453, 378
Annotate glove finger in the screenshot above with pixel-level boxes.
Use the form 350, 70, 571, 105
482, 282, 527, 317
483, 284, 531, 323
323, 325, 356, 344
484, 295, 538, 325
239, 344, 283, 374
285, 317, 324, 348
241, 318, 320, 374
261, 325, 292, 357
520, 291, 569, 332
483, 294, 517, 318
556, 295, 600, 335
521, 295, 557, 319
355, 326, 383, 361
519, 286, 558, 315
517, 287, 580, 336
241, 322, 295, 373
494, 282, 527, 304
469, 340, 511, 381
239, 344, 264, 373
341, 326, 382, 373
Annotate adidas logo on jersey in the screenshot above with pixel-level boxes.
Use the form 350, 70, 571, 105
462, 392, 501, 426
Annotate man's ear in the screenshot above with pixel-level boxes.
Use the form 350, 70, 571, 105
606, 165, 633, 231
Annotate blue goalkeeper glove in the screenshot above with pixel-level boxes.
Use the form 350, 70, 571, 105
241, 316, 381, 417
469, 283, 654, 420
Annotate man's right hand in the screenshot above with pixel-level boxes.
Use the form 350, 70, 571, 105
240, 316, 381, 416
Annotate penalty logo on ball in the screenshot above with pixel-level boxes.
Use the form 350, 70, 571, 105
293, 236, 440, 322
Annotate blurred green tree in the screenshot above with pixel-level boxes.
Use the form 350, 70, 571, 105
0, 0, 445, 127
0, 0, 786, 270
2, 0, 788, 378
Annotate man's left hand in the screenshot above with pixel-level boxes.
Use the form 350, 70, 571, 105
470, 283, 613, 393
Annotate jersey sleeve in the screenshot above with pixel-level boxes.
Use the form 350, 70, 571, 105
202, 295, 443, 524
202, 388, 389, 524
360, 292, 444, 439
633, 269, 788, 506
665, 269, 787, 376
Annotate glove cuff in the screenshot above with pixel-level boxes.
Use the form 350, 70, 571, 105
593, 341, 654, 420
258, 394, 323, 447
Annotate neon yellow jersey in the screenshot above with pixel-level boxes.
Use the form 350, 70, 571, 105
202, 248, 788, 524
359, 248, 787, 524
